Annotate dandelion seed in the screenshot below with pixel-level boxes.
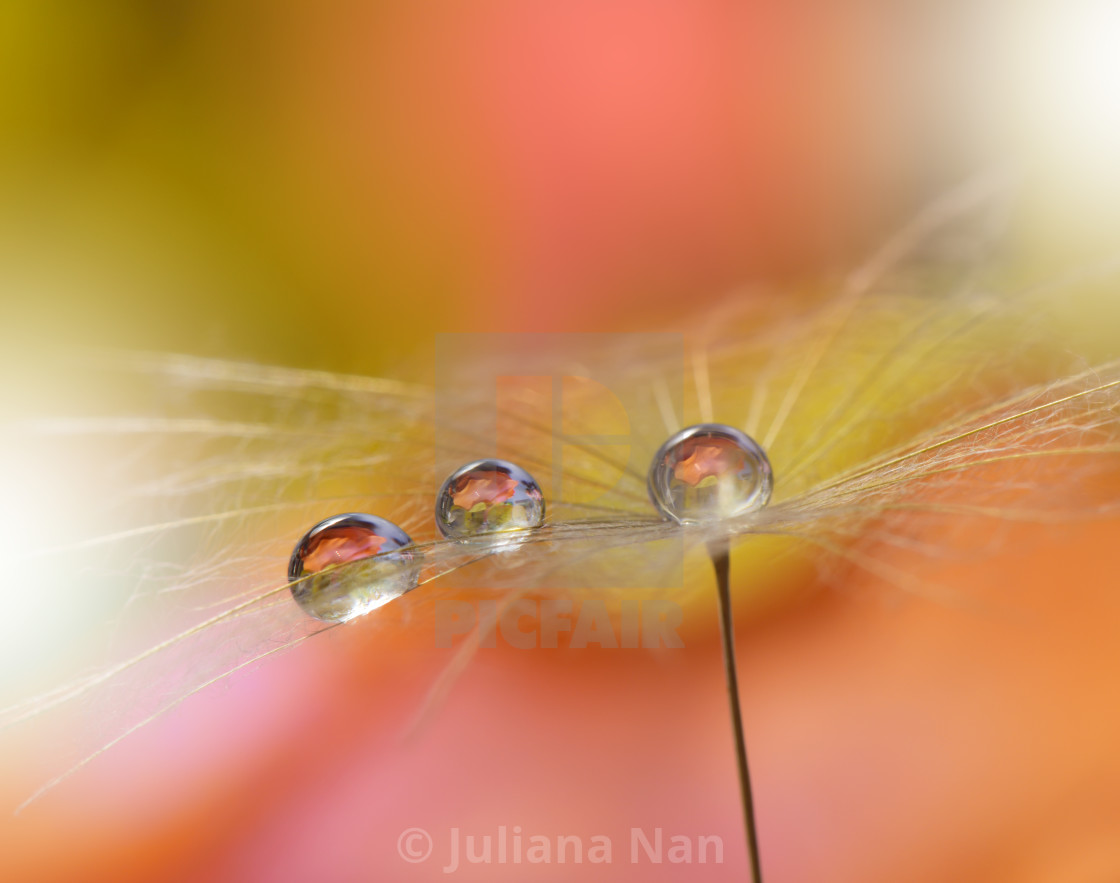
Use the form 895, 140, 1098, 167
5, 291, 1120, 787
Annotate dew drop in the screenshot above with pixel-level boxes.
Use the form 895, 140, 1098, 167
288, 513, 418, 622
647, 424, 773, 524
435, 459, 545, 547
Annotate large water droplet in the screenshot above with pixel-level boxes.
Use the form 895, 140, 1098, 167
647, 424, 773, 524
435, 459, 545, 547
288, 513, 418, 622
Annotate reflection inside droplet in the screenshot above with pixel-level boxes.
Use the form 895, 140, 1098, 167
435, 459, 545, 549
647, 424, 773, 524
288, 513, 419, 622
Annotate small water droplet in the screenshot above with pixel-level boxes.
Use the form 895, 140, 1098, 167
288, 513, 418, 622
647, 424, 773, 524
435, 459, 545, 547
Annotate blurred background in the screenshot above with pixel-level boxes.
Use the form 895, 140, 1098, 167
2, 1, 1120, 881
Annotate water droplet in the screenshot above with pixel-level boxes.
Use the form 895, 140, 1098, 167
435, 459, 545, 547
647, 424, 773, 524
288, 513, 418, 622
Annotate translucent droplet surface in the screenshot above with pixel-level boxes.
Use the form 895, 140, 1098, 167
647, 424, 773, 524
288, 513, 418, 622
435, 459, 545, 546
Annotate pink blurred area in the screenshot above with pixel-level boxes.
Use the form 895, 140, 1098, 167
273, 0, 918, 333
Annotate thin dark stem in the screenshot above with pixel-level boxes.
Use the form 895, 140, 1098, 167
708, 535, 763, 883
